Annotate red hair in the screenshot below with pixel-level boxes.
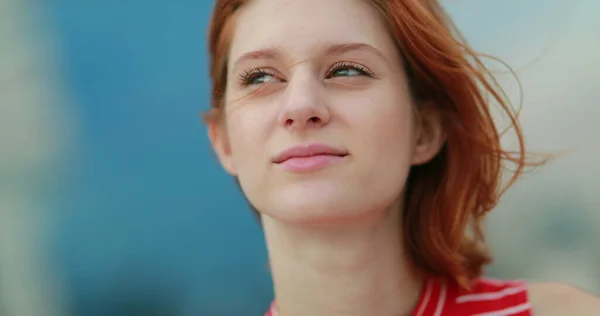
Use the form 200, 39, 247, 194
204, 0, 542, 289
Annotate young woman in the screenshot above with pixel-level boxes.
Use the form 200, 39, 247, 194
204, 0, 600, 315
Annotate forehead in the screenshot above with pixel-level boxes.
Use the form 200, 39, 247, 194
228, 0, 397, 64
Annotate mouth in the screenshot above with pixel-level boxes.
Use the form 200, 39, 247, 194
272, 143, 349, 164
272, 143, 348, 173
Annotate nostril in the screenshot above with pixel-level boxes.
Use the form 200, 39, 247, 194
283, 116, 322, 128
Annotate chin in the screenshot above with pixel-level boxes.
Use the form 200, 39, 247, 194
265, 182, 378, 225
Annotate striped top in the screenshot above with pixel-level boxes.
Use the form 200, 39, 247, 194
265, 276, 531, 316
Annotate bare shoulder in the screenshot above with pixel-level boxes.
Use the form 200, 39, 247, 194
528, 282, 600, 315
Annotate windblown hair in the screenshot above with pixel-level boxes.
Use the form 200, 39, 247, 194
204, 0, 540, 289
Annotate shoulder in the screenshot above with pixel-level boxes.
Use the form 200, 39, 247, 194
528, 282, 600, 315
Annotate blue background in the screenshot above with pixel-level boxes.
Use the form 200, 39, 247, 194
47, 2, 271, 315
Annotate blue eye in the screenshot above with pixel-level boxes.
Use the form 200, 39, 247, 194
326, 62, 373, 79
249, 73, 275, 85
238, 68, 279, 87
331, 68, 362, 77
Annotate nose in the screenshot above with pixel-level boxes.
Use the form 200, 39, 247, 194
278, 71, 331, 131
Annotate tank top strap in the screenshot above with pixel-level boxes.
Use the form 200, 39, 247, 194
266, 276, 532, 315
411, 275, 450, 316
413, 276, 532, 316
265, 301, 277, 316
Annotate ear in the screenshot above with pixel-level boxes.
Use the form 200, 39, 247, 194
411, 103, 446, 165
206, 113, 238, 175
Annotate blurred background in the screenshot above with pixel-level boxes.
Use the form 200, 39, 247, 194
0, 0, 598, 315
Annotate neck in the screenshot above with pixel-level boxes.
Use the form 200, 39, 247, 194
262, 205, 423, 316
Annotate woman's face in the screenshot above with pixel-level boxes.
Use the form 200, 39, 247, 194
210, 0, 442, 225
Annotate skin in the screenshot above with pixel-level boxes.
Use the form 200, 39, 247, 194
528, 283, 600, 315
208, 0, 600, 314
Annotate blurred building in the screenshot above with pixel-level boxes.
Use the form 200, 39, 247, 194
0, 0, 71, 315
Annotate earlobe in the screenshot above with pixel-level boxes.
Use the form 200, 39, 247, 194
207, 118, 238, 175
411, 104, 446, 166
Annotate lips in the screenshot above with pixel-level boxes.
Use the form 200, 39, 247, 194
272, 143, 348, 164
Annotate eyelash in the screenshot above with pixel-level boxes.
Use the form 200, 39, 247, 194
237, 67, 274, 87
326, 61, 375, 79
237, 62, 376, 87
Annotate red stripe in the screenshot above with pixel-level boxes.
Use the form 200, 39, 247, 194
265, 277, 532, 315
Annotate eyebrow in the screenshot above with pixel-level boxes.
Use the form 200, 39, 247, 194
230, 42, 389, 73
325, 42, 388, 61
231, 48, 281, 73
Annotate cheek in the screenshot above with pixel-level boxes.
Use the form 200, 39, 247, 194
348, 91, 415, 200
377, 102, 414, 158
224, 109, 273, 204
227, 116, 265, 172
351, 92, 415, 161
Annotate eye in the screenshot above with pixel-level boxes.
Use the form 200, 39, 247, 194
238, 68, 280, 87
325, 62, 374, 79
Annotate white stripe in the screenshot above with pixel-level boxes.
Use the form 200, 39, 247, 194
433, 281, 447, 316
456, 285, 527, 303
472, 302, 532, 316
415, 279, 433, 316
